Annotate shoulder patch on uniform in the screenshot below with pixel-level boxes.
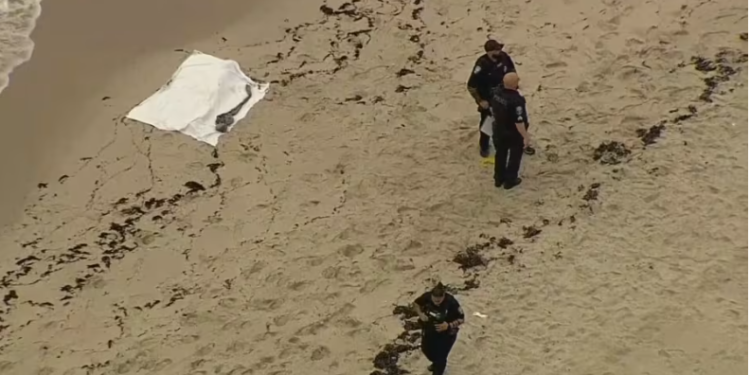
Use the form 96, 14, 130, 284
473, 65, 482, 74
516, 106, 523, 115
458, 306, 464, 315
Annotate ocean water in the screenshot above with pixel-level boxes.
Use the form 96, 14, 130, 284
0, 0, 41, 94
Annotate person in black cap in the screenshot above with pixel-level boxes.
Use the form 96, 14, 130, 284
413, 283, 464, 375
467, 39, 516, 157
490, 72, 530, 189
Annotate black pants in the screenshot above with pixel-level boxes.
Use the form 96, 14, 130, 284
421, 332, 457, 375
479, 108, 491, 152
493, 134, 524, 183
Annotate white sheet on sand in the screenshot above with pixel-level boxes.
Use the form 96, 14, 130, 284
126, 51, 269, 147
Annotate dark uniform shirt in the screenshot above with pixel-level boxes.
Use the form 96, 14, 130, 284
490, 88, 528, 139
467, 52, 517, 103
414, 292, 465, 337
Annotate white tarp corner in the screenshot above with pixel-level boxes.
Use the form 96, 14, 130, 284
126, 50, 269, 147
480, 114, 494, 137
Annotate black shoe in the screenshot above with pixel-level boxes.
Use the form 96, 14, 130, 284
524, 146, 536, 155
494, 179, 504, 188
480, 148, 490, 158
428, 364, 434, 371
503, 178, 522, 190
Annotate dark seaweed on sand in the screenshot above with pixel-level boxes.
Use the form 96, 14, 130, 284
593, 141, 631, 165
636, 122, 666, 146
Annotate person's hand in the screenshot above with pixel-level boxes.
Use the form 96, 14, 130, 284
418, 313, 429, 322
523, 134, 531, 148
434, 322, 450, 332
478, 100, 489, 110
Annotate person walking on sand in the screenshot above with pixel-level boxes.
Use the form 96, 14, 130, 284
413, 283, 465, 375
467, 39, 516, 158
490, 72, 530, 189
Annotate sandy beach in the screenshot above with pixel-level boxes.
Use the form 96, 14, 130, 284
0, 0, 747, 374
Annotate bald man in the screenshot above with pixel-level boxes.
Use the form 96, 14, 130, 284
489, 72, 530, 189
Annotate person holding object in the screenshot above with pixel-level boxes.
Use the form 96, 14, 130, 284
467, 39, 516, 158
490, 72, 530, 189
413, 283, 465, 375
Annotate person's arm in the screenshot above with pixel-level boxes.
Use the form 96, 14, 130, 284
504, 52, 517, 74
412, 293, 429, 321
467, 59, 486, 105
447, 296, 466, 329
514, 101, 531, 144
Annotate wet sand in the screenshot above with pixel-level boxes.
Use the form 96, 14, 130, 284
0, 0, 746, 374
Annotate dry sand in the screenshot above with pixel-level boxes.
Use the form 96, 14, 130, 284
0, 0, 747, 374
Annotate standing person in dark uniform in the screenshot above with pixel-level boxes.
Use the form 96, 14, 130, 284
490, 72, 530, 189
467, 39, 516, 157
413, 283, 465, 375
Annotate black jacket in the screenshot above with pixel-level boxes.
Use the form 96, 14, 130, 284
467, 52, 517, 103
490, 88, 528, 139
414, 292, 465, 337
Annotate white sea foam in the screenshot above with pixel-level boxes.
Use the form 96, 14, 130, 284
0, 0, 42, 94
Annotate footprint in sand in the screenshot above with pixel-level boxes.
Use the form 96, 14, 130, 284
226, 340, 253, 354
545, 61, 568, 69
338, 243, 365, 257
310, 345, 331, 361
287, 279, 310, 291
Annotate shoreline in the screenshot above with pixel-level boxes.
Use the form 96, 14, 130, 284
0, 0, 264, 227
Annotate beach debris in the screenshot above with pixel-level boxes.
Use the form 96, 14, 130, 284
184, 181, 206, 193
392, 305, 417, 320
453, 247, 487, 271
58, 175, 69, 184
37, 183, 47, 189
670, 105, 698, 124
691, 56, 716, 72
412, 7, 424, 20
274, 2, 376, 85
445, 276, 481, 293
3, 290, 18, 305
691, 51, 744, 102
583, 183, 601, 201
395, 68, 415, 77
0, 158, 223, 334
473, 312, 488, 319
395, 85, 412, 93
477, 233, 514, 249
522, 226, 541, 239
740, 33, 748, 41
370, 305, 422, 375
372, 343, 418, 375
344, 94, 364, 103
101, 96, 111, 101
461, 277, 480, 290
407, 49, 426, 64
593, 141, 631, 165
636, 121, 666, 146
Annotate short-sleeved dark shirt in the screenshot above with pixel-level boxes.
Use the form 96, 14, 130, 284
490, 88, 528, 139
414, 292, 464, 336
467, 52, 517, 102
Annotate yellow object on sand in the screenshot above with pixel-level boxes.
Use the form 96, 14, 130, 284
481, 156, 494, 166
